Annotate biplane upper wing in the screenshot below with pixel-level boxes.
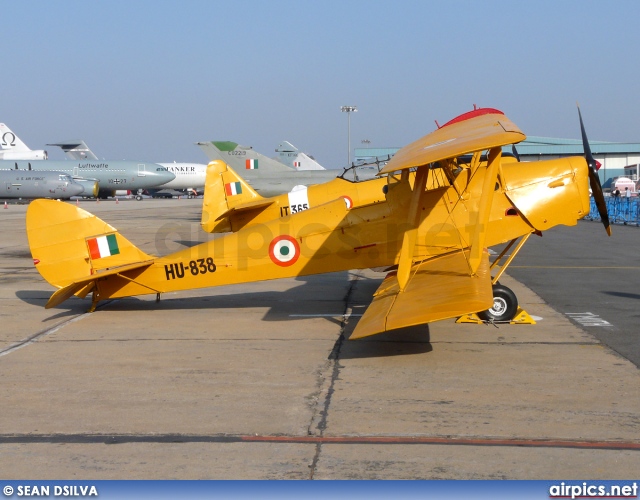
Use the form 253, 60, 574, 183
350, 249, 493, 339
378, 108, 525, 174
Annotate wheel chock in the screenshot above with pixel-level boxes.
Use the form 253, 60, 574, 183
456, 313, 483, 324
509, 307, 536, 324
455, 307, 536, 325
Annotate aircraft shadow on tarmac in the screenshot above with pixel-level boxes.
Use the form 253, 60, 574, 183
604, 291, 640, 301
340, 324, 433, 359
15, 291, 92, 322
16, 273, 433, 359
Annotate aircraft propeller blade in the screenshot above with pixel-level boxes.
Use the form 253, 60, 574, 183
578, 105, 611, 236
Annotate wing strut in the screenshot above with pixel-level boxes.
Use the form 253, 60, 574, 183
397, 166, 429, 291
468, 147, 501, 274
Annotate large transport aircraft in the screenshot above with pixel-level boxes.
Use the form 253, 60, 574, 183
49, 140, 206, 197
1, 170, 90, 199
0, 160, 175, 199
0, 127, 176, 198
0, 123, 48, 160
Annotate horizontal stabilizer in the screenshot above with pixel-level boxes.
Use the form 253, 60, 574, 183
45, 260, 154, 309
379, 108, 525, 174
47, 140, 99, 160
350, 249, 493, 339
215, 198, 275, 221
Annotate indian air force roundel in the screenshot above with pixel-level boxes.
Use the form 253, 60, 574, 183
269, 235, 300, 267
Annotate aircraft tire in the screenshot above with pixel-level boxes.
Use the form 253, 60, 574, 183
478, 284, 518, 322
135, 195, 143, 201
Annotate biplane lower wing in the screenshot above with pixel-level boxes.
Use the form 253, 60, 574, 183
350, 249, 493, 339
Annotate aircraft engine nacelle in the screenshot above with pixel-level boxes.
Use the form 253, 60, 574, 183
503, 156, 591, 231
0, 149, 48, 160
74, 179, 99, 198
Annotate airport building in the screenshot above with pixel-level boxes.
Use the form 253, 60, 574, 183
355, 136, 640, 191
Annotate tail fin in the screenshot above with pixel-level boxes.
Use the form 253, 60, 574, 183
27, 200, 154, 308
0, 123, 30, 151
0, 123, 48, 160
275, 140, 326, 170
46, 140, 99, 160
201, 160, 268, 232
196, 141, 293, 172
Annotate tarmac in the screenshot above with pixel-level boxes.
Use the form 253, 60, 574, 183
0, 198, 638, 479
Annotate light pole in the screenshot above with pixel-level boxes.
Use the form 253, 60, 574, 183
341, 105, 357, 167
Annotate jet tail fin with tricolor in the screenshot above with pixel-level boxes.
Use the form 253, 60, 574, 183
275, 140, 326, 170
196, 141, 293, 172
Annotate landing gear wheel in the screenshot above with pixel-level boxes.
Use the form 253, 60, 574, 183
135, 195, 143, 201
478, 284, 518, 322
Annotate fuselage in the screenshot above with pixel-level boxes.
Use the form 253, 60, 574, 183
157, 163, 207, 190
92, 156, 591, 300
0, 160, 175, 195
1, 169, 85, 199
0, 150, 48, 160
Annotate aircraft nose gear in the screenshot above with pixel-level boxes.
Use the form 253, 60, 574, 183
478, 284, 518, 322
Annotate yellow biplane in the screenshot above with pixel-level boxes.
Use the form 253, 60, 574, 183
26, 107, 610, 339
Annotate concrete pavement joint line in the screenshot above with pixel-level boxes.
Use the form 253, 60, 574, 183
0, 434, 638, 451
308, 274, 360, 479
0, 300, 114, 358
0, 314, 89, 358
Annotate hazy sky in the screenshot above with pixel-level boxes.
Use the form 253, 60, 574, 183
3, 0, 639, 168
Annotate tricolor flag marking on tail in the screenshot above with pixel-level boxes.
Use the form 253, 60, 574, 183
225, 181, 242, 196
246, 159, 258, 170
293, 161, 301, 168
87, 234, 120, 260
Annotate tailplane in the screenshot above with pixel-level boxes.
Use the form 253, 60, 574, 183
27, 200, 154, 308
46, 140, 99, 160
